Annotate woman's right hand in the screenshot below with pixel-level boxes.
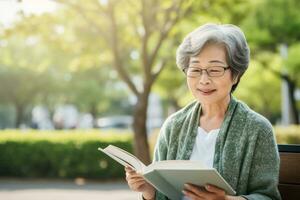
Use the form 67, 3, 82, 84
125, 166, 156, 200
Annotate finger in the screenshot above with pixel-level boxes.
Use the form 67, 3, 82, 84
128, 180, 146, 188
126, 172, 144, 179
182, 189, 204, 200
125, 166, 135, 172
126, 175, 145, 182
125, 169, 139, 176
205, 184, 225, 195
128, 179, 147, 190
184, 184, 206, 197
127, 174, 144, 182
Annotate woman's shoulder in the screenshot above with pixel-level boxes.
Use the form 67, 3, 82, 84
164, 100, 199, 125
236, 99, 273, 133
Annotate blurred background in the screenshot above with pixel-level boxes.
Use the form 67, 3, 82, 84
0, 0, 299, 199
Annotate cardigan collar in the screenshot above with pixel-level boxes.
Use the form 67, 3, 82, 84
178, 95, 238, 166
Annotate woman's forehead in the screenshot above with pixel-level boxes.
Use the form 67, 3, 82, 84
189, 44, 227, 64
189, 57, 227, 65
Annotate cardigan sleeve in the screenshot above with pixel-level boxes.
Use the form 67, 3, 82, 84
152, 118, 171, 200
153, 117, 171, 162
241, 128, 281, 200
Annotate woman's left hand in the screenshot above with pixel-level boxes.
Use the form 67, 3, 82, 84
183, 183, 227, 200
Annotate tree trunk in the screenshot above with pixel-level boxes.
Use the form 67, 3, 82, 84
133, 90, 151, 165
89, 103, 98, 128
265, 65, 299, 125
285, 77, 299, 124
15, 104, 24, 128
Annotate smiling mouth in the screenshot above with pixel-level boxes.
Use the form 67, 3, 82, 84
197, 89, 216, 95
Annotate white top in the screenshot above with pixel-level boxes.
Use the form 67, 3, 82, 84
182, 126, 219, 200
189, 127, 220, 167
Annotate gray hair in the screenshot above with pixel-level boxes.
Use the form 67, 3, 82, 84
176, 23, 250, 92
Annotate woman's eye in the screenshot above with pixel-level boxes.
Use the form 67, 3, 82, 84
209, 70, 221, 73
191, 69, 200, 72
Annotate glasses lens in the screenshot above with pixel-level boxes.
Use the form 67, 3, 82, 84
207, 66, 225, 77
185, 66, 228, 77
186, 68, 200, 77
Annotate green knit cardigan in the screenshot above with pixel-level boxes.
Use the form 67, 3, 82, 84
152, 97, 281, 200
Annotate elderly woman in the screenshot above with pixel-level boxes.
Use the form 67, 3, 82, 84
125, 23, 281, 200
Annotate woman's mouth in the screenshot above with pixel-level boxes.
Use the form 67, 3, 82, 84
197, 89, 216, 95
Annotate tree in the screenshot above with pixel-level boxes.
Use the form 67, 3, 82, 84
55, 0, 256, 163
235, 52, 281, 123
0, 67, 52, 127
0, 35, 56, 127
2, 0, 261, 163
245, 0, 300, 124
53, 0, 196, 164
69, 67, 133, 122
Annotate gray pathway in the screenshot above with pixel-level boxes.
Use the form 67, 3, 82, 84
0, 179, 139, 200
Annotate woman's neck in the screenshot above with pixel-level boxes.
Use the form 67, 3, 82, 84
201, 95, 231, 119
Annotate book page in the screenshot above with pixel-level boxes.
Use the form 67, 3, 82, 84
144, 160, 208, 173
98, 145, 146, 172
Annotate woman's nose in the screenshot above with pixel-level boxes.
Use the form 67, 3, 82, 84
198, 71, 211, 84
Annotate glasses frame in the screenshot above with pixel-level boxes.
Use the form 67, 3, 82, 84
183, 66, 230, 78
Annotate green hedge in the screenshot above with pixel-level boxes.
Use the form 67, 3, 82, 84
0, 126, 299, 179
0, 129, 133, 179
275, 125, 300, 144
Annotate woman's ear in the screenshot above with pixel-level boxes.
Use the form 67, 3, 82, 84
232, 72, 240, 85
233, 76, 238, 85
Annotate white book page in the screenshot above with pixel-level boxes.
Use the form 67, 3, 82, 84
99, 148, 134, 168
98, 145, 146, 172
144, 160, 208, 173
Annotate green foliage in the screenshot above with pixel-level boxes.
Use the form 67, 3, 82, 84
0, 10, 133, 124
284, 43, 300, 85
255, 0, 300, 45
0, 0, 299, 127
0, 130, 133, 179
235, 52, 281, 123
241, 0, 300, 124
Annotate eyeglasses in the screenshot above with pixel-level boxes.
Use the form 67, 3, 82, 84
183, 66, 230, 78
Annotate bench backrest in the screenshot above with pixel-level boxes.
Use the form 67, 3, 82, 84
278, 144, 300, 200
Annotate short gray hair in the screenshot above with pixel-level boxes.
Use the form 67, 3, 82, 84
176, 23, 250, 92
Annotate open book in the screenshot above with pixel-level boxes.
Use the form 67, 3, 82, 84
98, 145, 236, 200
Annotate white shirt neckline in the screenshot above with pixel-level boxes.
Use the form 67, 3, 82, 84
198, 126, 220, 135
189, 126, 220, 168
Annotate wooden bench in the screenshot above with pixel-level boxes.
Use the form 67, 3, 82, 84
278, 144, 300, 200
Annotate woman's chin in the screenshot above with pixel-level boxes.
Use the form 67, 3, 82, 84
196, 96, 216, 104
195, 93, 230, 105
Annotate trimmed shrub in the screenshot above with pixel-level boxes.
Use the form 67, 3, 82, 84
275, 125, 300, 144
0, 129, 133, 179
1, 126, 299, 179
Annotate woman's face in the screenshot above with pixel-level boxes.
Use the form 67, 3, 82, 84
186, 43, 237, 105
